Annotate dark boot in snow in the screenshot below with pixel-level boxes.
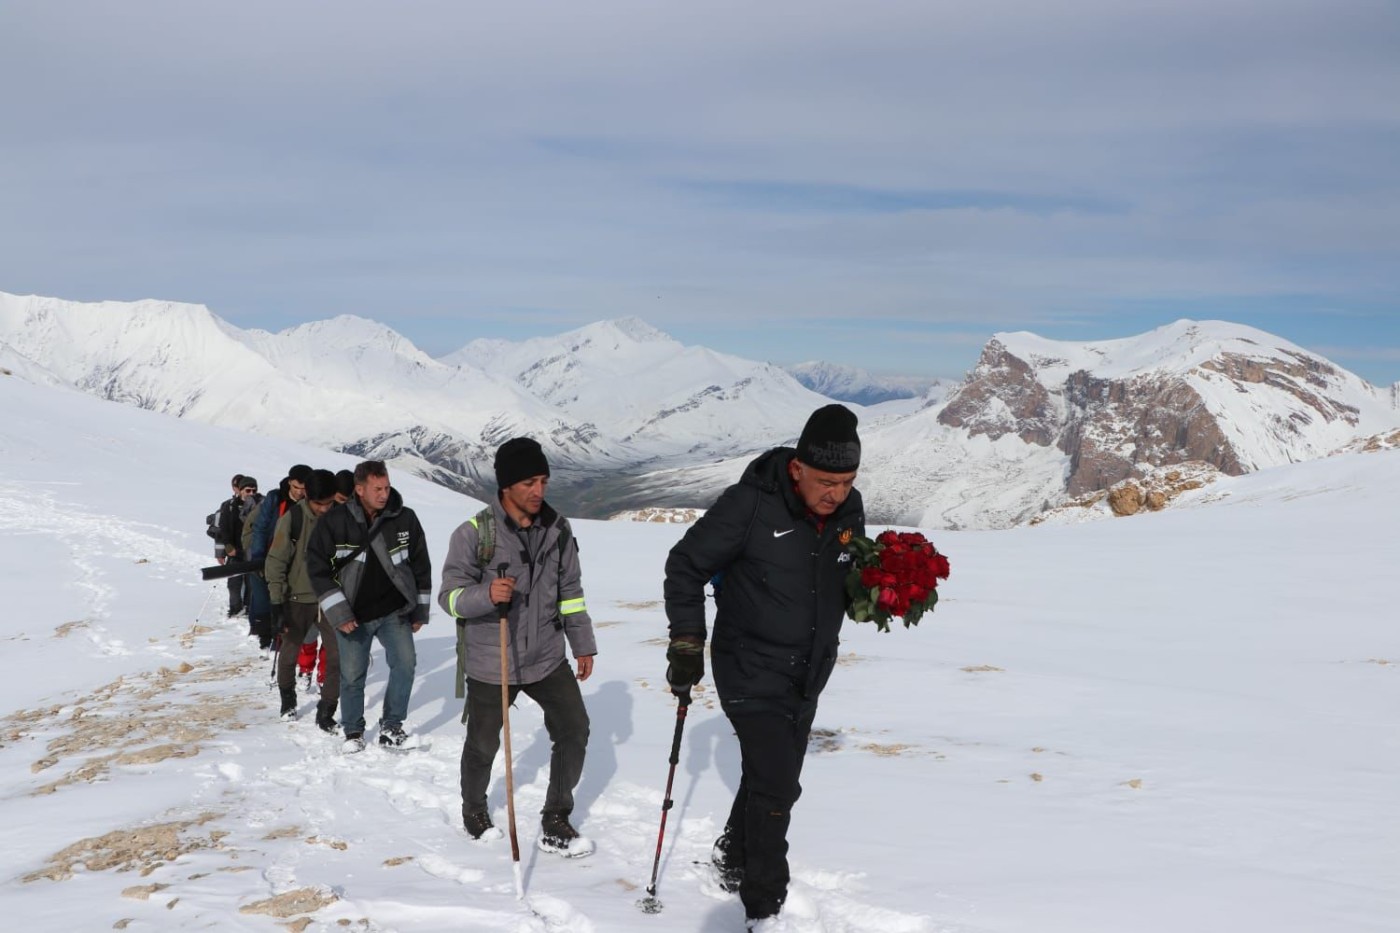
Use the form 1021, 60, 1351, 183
315, 699, 337, 733
538, 811, 595, 857
712, 826, 744, 893
463, 810, 498, 840
279, 687, 298, 720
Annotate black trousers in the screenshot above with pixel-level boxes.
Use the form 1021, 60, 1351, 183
276, 601, 340, 702
226, 574, 245, 615
460, 660, 590, 817
723, 702, 818, 921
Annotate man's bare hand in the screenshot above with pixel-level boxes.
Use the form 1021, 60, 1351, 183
489, 577, 516, 605
576, 655, 595, 682
339, 619, 358, 634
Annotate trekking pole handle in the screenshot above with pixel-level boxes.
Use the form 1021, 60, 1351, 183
494, 562, 511, 612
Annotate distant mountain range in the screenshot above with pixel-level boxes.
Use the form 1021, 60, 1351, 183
3, 290, 1397, 528
782, 361, 938, 406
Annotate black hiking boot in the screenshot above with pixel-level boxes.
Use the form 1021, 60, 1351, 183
538, 810, 593, 857
712, 827, 744, 893
315, 699, 337, 734
279, 687, 298, 720
378, 725, 409, 747
463, 810, 496, 840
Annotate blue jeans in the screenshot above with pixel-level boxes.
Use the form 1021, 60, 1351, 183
336, 613, 417, 736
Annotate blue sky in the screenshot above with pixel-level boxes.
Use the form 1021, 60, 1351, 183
2, 0, 1398, 384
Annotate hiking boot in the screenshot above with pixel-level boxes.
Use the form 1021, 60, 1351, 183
299, 671, 314, 695
342, 733, 366, 754
315, 699, 338, 734
463, 810, 496, 840
711, 828, 744, 893
279, 687, 298, 720
538, 811, 594, 857
378, 725, 409, 747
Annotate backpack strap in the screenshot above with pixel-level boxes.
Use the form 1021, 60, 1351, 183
288, 501, 304, 548
467, 506, 496, 574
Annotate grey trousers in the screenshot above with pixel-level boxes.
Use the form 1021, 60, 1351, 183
460, 660, 590, 817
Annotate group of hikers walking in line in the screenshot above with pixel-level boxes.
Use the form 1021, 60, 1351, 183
205, 403, 866, 930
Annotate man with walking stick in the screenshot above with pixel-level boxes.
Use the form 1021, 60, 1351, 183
663, 404, 865, 930
438, 437, 598, 858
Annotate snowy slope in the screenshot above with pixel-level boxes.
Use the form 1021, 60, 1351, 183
2, 372, 1398, 932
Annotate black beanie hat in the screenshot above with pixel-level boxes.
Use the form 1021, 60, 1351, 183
494, 437, 550, 490
796, 404, 861, 472
305, 469, 339, 502
287, 464, 313, 485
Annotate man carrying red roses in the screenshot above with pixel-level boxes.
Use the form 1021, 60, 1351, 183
663, 404, 866, 929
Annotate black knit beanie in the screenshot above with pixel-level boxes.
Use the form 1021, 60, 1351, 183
494, 437, 550, 489
796, 404, 861, 472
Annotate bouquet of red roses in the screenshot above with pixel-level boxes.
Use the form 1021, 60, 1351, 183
845, 530, 951, 632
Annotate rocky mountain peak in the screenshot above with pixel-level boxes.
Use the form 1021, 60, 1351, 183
937, 322, 1392, 501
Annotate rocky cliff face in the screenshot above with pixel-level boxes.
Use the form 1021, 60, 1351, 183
936, 340, 1059, 446
938, 330, 1384, 502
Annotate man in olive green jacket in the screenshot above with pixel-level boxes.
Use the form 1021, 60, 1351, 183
266, 469, 341, 731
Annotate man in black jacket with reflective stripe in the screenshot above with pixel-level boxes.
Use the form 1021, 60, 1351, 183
305, 460, 433, 753
663, 404, 865, 927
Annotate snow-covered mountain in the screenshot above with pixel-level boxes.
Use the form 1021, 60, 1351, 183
443, 317, 834, 456
628, 320, 1400, 528
4, 291, 1396, 528
784, 360, 936, 406
0, 295, 840, 511
0, 294, 597, 490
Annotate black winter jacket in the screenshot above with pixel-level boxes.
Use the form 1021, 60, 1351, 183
664, 447, 864, 708
305, 489, 433, 628
215, 495, 244, 560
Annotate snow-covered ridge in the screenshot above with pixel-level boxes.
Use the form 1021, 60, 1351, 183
4, 292, 1398, 529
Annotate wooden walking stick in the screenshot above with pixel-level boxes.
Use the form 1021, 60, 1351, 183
495, 563, 525, 898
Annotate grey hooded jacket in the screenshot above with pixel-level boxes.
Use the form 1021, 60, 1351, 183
437, 497, 596, 692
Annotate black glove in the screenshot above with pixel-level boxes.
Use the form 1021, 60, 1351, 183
270, 603, 287, 633
665, 637, 705, 698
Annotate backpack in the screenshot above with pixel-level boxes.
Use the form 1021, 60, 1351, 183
468, 506, 572, 576
205, 509, 220, 540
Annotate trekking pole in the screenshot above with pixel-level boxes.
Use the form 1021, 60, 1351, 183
194, 583, 217, 622
637, 688, 692, 914
268, 631, 280, 690
495, 563, 525, 899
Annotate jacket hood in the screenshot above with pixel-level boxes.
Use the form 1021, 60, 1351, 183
739, 447, 795, 494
